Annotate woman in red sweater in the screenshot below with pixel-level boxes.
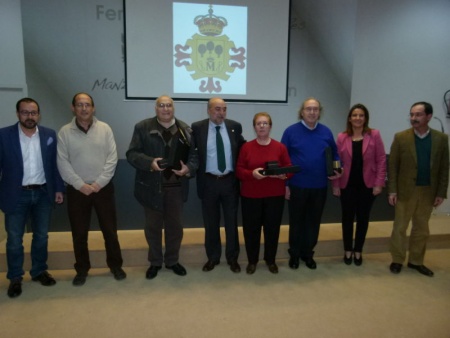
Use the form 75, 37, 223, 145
236, 113, 292, 274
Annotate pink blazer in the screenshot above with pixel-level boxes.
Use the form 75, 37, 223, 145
333, 129, 387, 189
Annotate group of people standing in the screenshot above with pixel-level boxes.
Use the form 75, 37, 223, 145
0, 94, 127, 299
0, 94, 448, 299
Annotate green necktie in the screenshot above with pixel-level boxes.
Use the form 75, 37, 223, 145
216, 126, 226, 173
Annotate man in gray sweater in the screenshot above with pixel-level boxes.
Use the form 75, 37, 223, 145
57, 92, 126, 286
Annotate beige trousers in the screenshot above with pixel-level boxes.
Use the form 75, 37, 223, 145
389, 186, 434, 265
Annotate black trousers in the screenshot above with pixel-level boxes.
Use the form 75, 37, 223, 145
288, 186, 327, 259
241, 195, 285, 264
201, 174, 240, 263
340, 185, 376, 252
67, 182, 123, 274
144, 185, 184, 266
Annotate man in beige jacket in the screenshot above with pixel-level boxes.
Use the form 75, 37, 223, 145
388, 101, 449, 277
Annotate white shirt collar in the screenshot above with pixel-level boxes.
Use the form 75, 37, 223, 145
414, 128, 430, 139
301, 120, 318, 130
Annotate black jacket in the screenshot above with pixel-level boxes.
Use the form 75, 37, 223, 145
191, 118, 245, 199
126, 117, 198, 211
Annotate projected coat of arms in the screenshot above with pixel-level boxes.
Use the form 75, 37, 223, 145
174, 5, 247, 94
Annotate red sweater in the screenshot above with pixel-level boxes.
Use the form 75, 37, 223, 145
236, 139, 292, 198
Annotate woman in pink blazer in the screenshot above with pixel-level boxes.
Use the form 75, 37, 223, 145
333, 104, 386, 266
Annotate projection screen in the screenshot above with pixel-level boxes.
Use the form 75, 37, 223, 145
124, 0, 291, 103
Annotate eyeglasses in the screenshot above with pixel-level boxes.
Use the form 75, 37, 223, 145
75, 103, 92, 109
304, 107, 319, 113
256, 122, 270, 127
157, 103, 173, 108
19, 111, 39, 117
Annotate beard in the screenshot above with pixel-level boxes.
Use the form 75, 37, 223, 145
20, 119, 37, 130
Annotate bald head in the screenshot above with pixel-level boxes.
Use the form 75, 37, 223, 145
207, 97, 227, 125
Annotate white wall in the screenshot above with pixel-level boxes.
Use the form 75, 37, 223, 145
292, 0, 358, 97
351, 0, 450, 213
6, 0, 449, 214
19, 0, 349, 156
0, 0, 27, 123
352, 0, 450, 143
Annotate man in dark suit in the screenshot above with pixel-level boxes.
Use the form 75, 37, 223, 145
388, 101, 449, 277
192, 97, 245, 273
0, 97, 64, 298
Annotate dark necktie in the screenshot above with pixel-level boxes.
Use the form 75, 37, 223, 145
215, 126, 226, 173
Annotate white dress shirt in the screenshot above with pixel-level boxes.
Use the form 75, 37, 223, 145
19, 125, 46, 185
206, 121, 233, 175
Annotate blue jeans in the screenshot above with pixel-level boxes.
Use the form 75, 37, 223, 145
5, 187, 52, 280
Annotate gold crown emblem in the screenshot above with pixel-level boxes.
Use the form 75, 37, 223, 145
194, 5, 227, 36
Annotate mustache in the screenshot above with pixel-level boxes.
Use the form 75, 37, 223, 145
411, 120, 420, 124
20, 120, 37, 129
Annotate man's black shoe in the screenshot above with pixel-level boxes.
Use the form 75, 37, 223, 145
289, 257, 300, 270
146, 266, 161, 280
32, 271, 56, 286
302, 257, 317, 270
166, 263, 187, 276
202, 260, 219, 272
267, 263, 279, 274
246, 264, 257, 274
72, 273, 87, 286
288, 257, 299, 269
111, 268, 127, 281
7, 280, 22, 298
389, 263, 402, 274
228, 260, 241, 273
407, 263, 434, 277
